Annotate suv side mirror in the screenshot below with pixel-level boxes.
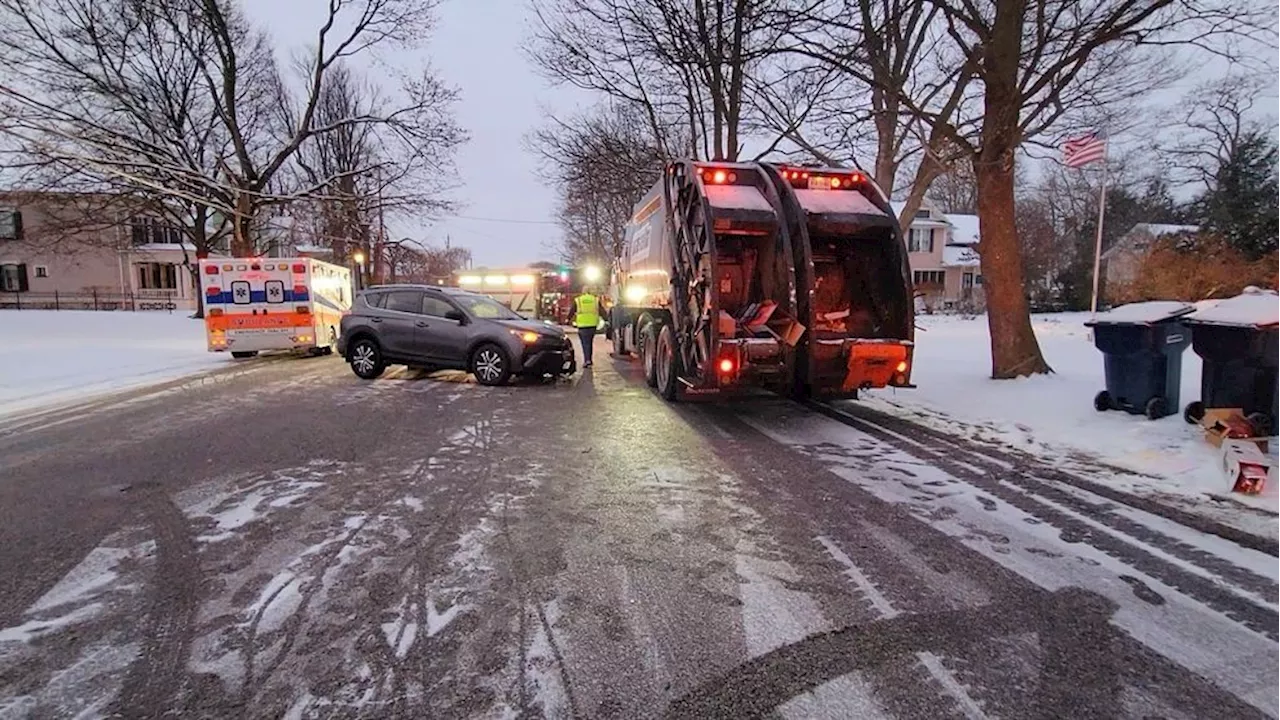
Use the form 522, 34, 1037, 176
445, 309, 466, 323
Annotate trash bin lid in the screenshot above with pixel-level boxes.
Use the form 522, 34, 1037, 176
1184, 287, 1279, 329
1084, 300, 1196, 327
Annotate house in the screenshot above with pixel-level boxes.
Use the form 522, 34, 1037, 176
0, 191, 228, 311
1102, 222, 1199, 290
893, 201, 983, 311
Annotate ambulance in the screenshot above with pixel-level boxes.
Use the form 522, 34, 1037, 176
199, 257, 353, 358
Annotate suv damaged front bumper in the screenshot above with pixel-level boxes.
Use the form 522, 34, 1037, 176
521, 343, 576, 374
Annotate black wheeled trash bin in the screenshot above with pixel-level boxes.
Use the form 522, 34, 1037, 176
1181, 288, 1279, 436
1085, 301, 1195, 420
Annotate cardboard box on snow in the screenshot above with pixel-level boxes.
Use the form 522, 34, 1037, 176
1201, 408, 1268, 450
1221, 439, 1277, 495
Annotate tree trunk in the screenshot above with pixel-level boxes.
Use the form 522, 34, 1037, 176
974, 149, 1052, 378
972, 0, 1051, 379
230, 191, 254, 257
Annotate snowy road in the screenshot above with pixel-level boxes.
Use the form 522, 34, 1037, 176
0, 339, 1274, 719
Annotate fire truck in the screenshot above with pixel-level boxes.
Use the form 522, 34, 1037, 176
608, 160, 915, 401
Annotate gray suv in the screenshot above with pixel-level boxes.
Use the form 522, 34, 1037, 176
337, 285, 575, 385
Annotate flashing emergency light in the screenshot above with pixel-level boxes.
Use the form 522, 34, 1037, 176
718, 357, 736, 374
583, 265, 602, 282
559, 271, 569, 281
204, 264, 219, 274
458, 275, 482, 286
511, 274, 536, 286
484, 275, 507, 286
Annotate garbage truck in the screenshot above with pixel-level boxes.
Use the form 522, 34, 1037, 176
608, 159, 915, 401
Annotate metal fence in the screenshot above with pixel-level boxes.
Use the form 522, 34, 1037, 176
0, 290, 188, 313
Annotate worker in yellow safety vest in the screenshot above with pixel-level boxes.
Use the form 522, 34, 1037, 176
570, 288, 601, 368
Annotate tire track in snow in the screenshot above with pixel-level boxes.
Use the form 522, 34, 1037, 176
110, 485, 201, 719
813, 404, 1279, 641
815, 536, 988, 720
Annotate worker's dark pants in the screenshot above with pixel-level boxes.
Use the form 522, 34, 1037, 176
577, 327, 596, 365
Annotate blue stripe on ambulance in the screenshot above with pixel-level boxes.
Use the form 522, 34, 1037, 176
206, 289, 310, 304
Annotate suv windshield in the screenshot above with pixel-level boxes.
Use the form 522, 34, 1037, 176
454, 293, 524, 320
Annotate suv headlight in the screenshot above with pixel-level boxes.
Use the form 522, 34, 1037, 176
510, 329, 540, 343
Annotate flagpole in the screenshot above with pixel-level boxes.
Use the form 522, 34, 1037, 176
1088, 154, 1109, 320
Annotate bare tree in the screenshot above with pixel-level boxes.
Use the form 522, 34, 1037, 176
767, 0, 977, 229
0, 0, 455, 259
528, 103, 667, 267
527, 0, 807, 161
1156, 73, 1276, 191
294, 62, 465, 283
790, 0, 1270, 378
929, 157, 979, 214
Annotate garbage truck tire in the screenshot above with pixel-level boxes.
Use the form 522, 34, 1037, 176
656, 323, 681, 402
1093, 391, 1113, 412
1183, 401, 1205, 425
641, 321, 660, 388
1144, 397, 1168, 421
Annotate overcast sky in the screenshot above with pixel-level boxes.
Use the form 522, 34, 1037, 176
250, 1, 1277, 268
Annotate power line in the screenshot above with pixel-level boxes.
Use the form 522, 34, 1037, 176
449, 213, 559, 226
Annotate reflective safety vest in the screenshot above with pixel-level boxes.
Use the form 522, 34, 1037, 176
574, 293, 600, 329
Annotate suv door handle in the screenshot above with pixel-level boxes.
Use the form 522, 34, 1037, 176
370, 317, 382, 323
415, 321, 430, 328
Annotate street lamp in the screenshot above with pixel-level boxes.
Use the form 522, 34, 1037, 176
352, 251, 366, 290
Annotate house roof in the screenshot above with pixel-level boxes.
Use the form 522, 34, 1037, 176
946, 213, 980, 245
1102, 222, 1200, 260
890, 201, 949, 227
1130, 223, 1200, 237
943, 244, 980, 267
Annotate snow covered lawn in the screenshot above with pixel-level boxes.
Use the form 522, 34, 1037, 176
861, 312, 1279, 536
0, 310, 225, 417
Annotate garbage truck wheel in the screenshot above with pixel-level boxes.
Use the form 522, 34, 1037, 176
1093, 391, 1112, 412
641, 322, 659, 388
1183, 401, 1205, 425
1246, 412, 1273, 436
1144, 397, 1168, 421
656, 323, 681, 402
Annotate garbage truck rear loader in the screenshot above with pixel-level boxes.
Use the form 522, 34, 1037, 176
611, 160, 804, 400
760, 163, 916, 398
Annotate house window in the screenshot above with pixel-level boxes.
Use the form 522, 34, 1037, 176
963, 272, 974, 289
913, 270, 944, 286
907, 228, 934, 253
130, 217, 183, 246
136, 262, 178, 290
914, 209, 932, 220
1, 263, 28, 292
34, 265, 49, 278
975, 274, 983, 285
0, 209, 21, 241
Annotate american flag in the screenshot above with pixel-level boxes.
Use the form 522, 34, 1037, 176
1062, 133, 1107, 168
